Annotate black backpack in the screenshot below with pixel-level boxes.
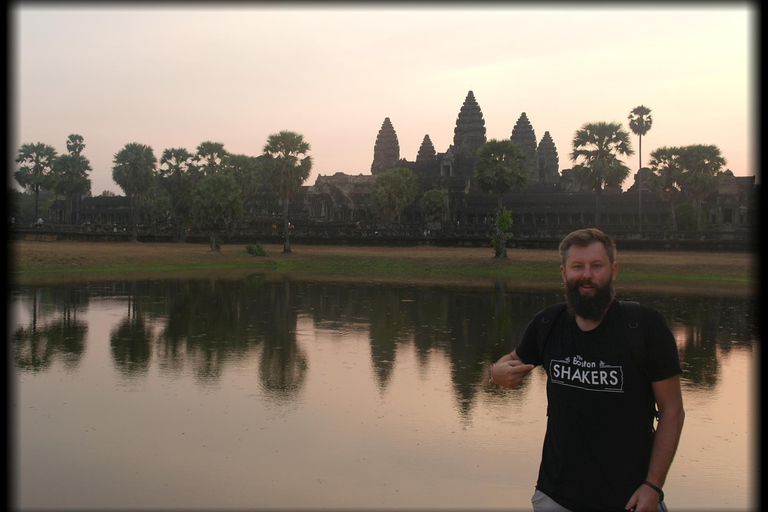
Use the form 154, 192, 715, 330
535, 300, 660, 429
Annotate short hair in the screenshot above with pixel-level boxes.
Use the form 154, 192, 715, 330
558, 228, 617, 266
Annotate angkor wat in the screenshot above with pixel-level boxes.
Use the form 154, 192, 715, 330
45, 90, 756, 249
297, 91, 756, 236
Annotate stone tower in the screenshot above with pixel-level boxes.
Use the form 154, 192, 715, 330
452, 91, 487, 158
416, 135, 437, 161
371, 117, 400, 175
537, 131, 559, 186
511, 112, 540, 183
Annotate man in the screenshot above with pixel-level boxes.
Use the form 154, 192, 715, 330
490, 228, 684, 512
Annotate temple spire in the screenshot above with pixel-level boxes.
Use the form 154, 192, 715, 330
416, 134, 436, 161
371, 117, 400, 175
511, 112, 540, 182
537, 131, 559, 186
453, 91, 486, 157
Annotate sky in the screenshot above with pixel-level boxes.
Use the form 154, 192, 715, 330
11, 3, 757, 196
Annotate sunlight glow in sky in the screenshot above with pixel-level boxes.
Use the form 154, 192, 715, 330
11, 4, 756, 195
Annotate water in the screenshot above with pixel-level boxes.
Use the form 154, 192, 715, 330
10, 276, 758, 510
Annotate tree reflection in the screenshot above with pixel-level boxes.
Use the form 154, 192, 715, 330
11, 279, 758, 420
621, 294, 757, 390
410, 289, 450, 369
368, 286, 410, 393
258, 277, 308, 400
155, 277, 260, 384
12, 286, 88, 372
110, 285, 152, 379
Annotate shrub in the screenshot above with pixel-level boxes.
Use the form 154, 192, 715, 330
246, 243, 267, 257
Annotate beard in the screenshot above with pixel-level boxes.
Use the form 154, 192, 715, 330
565, 276, 616, 320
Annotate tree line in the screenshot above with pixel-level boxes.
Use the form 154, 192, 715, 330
13, 105, 728, 256
14, 131, 313, 253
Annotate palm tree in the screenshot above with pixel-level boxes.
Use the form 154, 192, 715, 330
262, 131, 312, 253
53, 134, 92, 225
14, 142, 58, 221
647, 146, 683, 232
53, 153, 92, 224
677, 144, 726, 231
66, 134, 85, 156
158, 147, 197, 242
570, 121, 634, 228
194, 141, 229, 176
473, 139, 528, 258
112, 143, 157, 241
628, 106, 653, 231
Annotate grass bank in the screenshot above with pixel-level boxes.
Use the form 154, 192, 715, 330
9, 240, 757, 296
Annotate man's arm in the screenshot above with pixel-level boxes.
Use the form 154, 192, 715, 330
625, 374, 685, 511
647, 375, 686, 488
489, 350, 535, 388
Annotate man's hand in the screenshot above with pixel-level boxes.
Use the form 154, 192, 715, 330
624, 482, 661, 512
490, 359, 535, 388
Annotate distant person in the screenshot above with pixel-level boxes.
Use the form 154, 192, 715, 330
36, 217, 43, 229
489, 228, 684, 512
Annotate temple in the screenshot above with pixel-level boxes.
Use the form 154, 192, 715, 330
298, 90, 756, 235
47, 90, 757, 245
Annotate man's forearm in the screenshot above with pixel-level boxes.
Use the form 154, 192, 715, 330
645, 405, 685, 488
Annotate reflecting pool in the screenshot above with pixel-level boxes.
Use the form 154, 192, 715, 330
10, 276, 758, 510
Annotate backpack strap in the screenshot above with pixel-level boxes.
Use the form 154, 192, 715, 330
619, 300, 645, 375
619, 300, 660, 427
536, 302, 568, 362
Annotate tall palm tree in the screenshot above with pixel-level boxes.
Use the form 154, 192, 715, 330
53, 134, 91, 225
262, 131, 312, 253
570, 121, 634, 228
628, 105, 653, 231
473, 139, 528, 258
53, 153, 92, 224
112, 143, 157, 241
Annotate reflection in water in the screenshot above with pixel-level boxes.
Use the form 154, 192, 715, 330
258, 277, 307, 399
111, 285, 152, 378
11, 276, 758, 510
13, 287, 88, 373
12, 277, 758, 397
642, 295, 757, 390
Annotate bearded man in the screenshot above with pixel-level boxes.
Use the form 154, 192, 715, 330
489, 228, 685, 512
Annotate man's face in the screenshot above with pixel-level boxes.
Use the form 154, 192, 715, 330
561, 241, 618, 320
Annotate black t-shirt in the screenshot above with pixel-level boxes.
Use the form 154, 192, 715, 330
515, 300, 682, 512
